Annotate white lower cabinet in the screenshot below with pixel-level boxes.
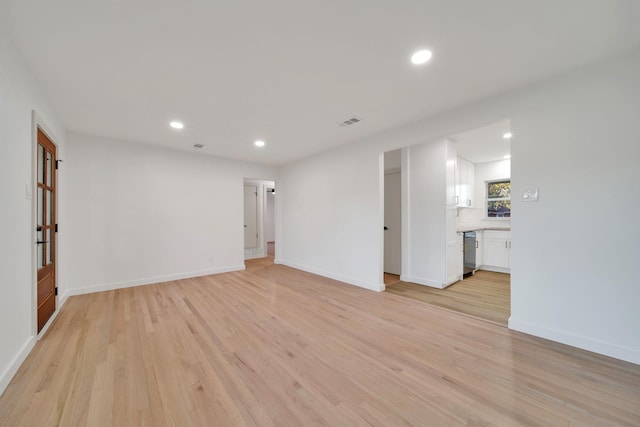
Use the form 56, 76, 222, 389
474, 230, 483, 268
481, 230, 511, 273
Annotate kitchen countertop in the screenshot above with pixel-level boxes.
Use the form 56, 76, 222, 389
457, 226, 511, 233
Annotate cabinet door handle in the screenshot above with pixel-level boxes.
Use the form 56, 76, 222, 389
505, 241, 507, 249
475, 241, 478, 248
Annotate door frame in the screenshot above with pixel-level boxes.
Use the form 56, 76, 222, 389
243, 178, 276, 260
380, 148, 410, 290
31, 111, 61, 338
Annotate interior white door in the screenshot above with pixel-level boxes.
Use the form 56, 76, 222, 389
384, 172, 401, 275
243, 185, 258, 248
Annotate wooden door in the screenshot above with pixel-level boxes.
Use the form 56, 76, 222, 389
36, 129, 57, 332
243, 185, 258, 248
384, 172, 401, 275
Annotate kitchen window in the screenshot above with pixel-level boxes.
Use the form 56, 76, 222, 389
487, 180, 511, 218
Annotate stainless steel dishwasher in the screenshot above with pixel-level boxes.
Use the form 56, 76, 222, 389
463, 231, 476, 277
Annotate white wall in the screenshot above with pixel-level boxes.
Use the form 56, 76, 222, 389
278, 144, 385, 291
265, 189, 275, 242
278, 48, 640, 364
64, 133, 276, 295
509, 51, 640, 364
384, 149, 401, 171
401, 141, 448, 287
0, 30, 67, 393
457, 159, 511, 229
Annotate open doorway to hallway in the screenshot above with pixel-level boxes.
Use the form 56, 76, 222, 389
383, 149, 402, 278
265, 185, 275, 257
243, 179, 275, 260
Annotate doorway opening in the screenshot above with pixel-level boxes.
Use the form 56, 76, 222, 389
383, 149, 402, 285
243, 178, 275, 261
265, 185, 275, 258
382, 120, 512, 326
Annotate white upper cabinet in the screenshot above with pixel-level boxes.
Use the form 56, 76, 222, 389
455, 156, 475, 208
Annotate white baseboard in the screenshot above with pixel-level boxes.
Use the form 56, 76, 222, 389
279, 260, 384, 292
478, 265, 510, 274
0, 336, 36, 397
1, 283, 74, 397
400, 275, 445, 289
64, 265, 246, 297
509, 317, 640, 365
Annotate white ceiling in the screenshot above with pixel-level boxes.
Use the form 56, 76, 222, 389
2, 1, 640, 166
450, 120, 511, 164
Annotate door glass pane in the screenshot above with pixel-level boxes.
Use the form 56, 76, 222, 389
37, 145, 45, 184
47, 190, 53, 225
37, 187, 43, 226
44, 190, 51, 225
46, 151, 52, 186
46, 229, 52, 264
37, 229, 44, 268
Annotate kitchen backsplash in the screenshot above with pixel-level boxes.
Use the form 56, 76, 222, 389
457, 207, 511, 229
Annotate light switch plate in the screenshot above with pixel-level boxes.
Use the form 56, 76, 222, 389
25, 184, 33, 200
521, 188, 539, 202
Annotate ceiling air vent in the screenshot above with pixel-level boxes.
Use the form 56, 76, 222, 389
338, 116, 362, 127
193, 144, 205, 149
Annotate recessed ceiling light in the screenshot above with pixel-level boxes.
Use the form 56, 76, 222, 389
411, 50, 432, 65
503, 132, 513, 139
170, 121, 184, 129
254, 140, 265, 147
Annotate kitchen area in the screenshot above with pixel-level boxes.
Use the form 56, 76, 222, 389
384, 120, 512, 325
449, 120, 512, 280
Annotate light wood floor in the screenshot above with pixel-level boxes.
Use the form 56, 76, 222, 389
385, 270, 511, 326
1, 260, 639, 425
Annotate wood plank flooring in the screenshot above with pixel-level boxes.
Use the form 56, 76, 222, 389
385, 270, 511, 326
1, 259, 639, 426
